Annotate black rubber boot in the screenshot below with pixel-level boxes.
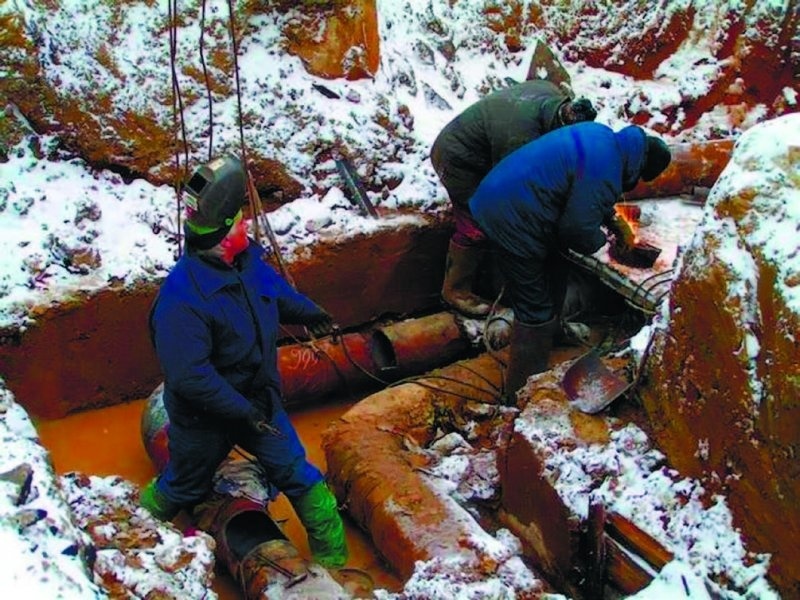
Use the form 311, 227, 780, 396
503, 317, 558, 406
441, 240, 492, 317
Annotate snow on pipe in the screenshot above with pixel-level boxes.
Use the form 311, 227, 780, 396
627, 139, 734, 200
141, 311, 474, 472
322, 352, 507, 580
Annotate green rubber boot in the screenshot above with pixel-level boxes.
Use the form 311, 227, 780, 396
140, 478, 180, 521
291, 481, 348, 568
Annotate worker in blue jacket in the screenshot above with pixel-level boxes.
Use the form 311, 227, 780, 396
469, 122, 671, 403
141, 155, 348, 569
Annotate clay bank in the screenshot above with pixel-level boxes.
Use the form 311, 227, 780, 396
0, 1, 798, 598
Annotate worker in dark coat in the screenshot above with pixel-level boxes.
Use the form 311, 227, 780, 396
469, 122, 672, 401
430, 79, 597, 317
141, 155, 348, 569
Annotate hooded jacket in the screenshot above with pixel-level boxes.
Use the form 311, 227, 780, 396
150, 240, 323, 427
430, 79, 570, 205
469, 122, 647, 260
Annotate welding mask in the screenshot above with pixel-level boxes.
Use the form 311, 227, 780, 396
184, 154, 247, 249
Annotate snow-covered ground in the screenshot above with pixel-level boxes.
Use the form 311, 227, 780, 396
2, 0, 793, 330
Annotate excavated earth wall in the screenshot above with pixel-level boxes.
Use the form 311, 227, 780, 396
639, 117, 800, 595
0, 215, 450, 418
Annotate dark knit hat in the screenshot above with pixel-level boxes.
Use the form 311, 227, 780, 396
559, 97, 597, 126
183, 154, 247, 249
641, 136, 671, 181
569, 97, 597, 123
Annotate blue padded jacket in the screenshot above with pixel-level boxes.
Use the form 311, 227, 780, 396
469, 122, 647, 260
150, 240, 323, 426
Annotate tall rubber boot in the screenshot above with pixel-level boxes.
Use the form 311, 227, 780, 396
441, 240, 492, 317
502, 317, 558, 406
290, 481, 348, 569
140, 478, 180, 521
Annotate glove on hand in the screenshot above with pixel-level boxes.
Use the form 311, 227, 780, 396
306, 308, 335, 338
246, 408, 282, 437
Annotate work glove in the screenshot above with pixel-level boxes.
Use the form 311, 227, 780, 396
306, 308, 335, 338
245, 407, 283, 437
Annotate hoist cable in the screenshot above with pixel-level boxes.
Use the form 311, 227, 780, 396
168, 0, 190, 256
199, 0, 213, 160
225, 0, 295, 286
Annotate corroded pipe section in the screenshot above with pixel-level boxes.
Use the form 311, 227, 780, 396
279, 311, 471, 407
627, 139, 734, 199
368, 312, 471, 381
192, 493, 348, 598
278, 330, 378, 407
322, 353, 506, 579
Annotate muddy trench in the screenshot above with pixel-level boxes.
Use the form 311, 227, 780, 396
3, 209, 660, 599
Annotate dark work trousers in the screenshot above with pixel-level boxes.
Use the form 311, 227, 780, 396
495, 247, 569, 325
157, 395, 323, 507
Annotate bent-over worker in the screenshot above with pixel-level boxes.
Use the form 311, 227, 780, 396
468, 122, 672, 402
431, 79, 597, 317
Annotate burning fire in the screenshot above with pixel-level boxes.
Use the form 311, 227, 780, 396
615, 203, 641, 244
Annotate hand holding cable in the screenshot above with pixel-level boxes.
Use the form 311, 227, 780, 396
306, 308, 335, 338
246, 407, 285, 438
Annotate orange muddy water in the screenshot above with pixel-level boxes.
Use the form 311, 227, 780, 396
36, 398, 403, 599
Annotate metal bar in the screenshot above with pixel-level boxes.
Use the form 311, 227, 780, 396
335, 157, 379, 218
563, 250, 665, 314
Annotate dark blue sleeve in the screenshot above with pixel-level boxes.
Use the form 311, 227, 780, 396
271, 273, 327, 324
557, 182, 616, 255
151, 294, 255, 421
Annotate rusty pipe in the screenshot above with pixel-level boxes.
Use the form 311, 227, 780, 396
322, 352, 506, 579
369, 311, 470, 380
192, 492, 348, 598
280, 311, 472, 407
278, 330, 379, 407
626, 139, 734, 200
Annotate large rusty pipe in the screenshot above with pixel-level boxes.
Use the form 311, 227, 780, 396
278, 311, 472, 407
192, 491, 350, 598
322, 352, 506, 579
627, 139, 734, 200
142, 312, 473, 472
368, 311, 469, 380
278, 330, 378, 407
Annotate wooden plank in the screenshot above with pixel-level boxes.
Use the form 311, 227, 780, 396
605, 536, 658, 595
606, 511, 674, 569
584, 500, 607, 597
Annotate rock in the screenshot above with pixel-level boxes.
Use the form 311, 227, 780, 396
10, 508, 47, 530
640, 114, 800, 596
283, 0, 379, 80
531, 1, 797, 131
525, 39, 573, 96
0, 462, 33, 505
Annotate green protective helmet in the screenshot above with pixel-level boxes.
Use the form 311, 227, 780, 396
184, 154, 247, 235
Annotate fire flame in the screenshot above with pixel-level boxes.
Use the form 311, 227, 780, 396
614, 203, 641, 244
